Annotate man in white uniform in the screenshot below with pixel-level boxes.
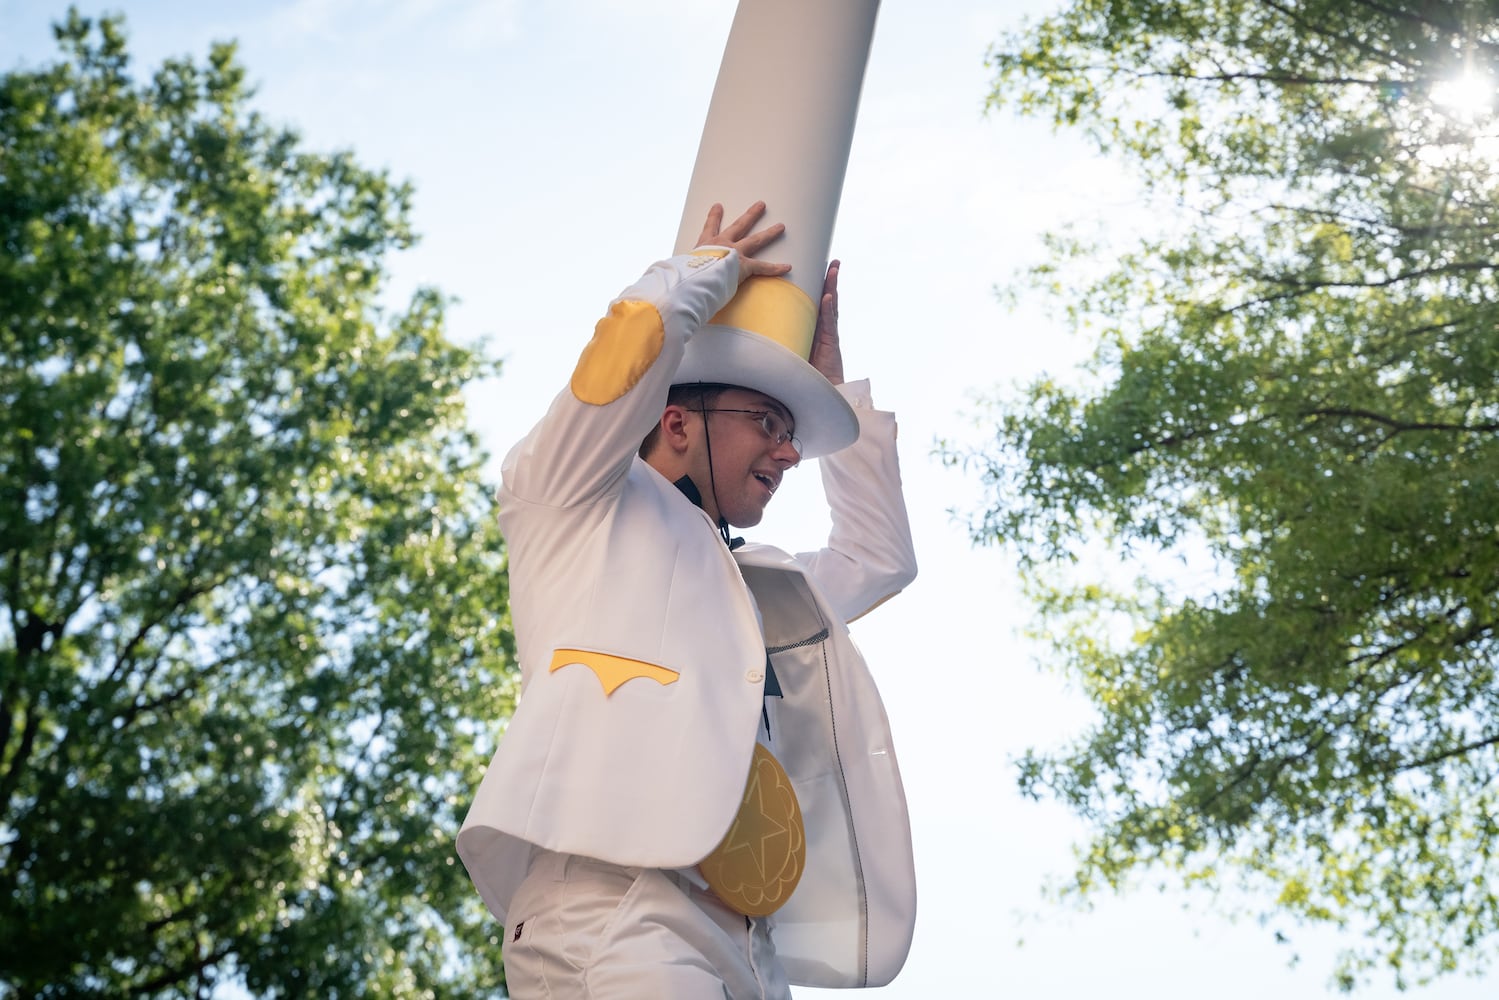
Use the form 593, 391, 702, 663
458, 203, 918, 998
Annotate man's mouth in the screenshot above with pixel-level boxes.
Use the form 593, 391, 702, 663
753, 472, 779, 495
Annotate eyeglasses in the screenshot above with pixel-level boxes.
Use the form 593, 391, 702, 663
698, 408, 801, 455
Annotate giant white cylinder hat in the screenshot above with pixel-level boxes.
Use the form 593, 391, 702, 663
673, 0, 880, 459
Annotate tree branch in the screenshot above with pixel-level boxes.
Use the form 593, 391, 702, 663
1396, 731, 1499, 774
129, 940, 235, 996
1229, 259, 1499, 312
106, 576, 222, 686
1253, 0, 1422, 72
1300, 405, 1499, 434
0, 700, 40, 825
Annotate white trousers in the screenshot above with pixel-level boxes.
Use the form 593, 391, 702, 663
502, 850, 793, 1000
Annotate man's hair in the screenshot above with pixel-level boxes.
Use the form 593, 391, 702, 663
638, 383, 736, 458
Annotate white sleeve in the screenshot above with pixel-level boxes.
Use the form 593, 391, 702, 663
796, 379, 918, 623
501, 248, 740, 510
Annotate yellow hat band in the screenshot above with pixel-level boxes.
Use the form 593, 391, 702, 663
709, 275, 817, 360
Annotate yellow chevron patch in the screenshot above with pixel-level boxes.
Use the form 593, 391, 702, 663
549, 647, 680, 697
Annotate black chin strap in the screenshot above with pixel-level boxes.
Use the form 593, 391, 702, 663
697, 387, 744, 551
672, 474, 745, 550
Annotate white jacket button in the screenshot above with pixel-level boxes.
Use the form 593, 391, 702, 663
746, 669, 764, 684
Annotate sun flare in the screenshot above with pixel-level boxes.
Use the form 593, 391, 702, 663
1430, 70, 1496, 121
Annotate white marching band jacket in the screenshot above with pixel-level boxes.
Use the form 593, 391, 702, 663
457, 248, 918, 987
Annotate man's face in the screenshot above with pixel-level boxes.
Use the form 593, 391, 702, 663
695, 388, 801, 528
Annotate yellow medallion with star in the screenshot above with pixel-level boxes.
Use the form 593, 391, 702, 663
698, 743, 806, 917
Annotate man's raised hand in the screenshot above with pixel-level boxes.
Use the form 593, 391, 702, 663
694, 201, 791, 284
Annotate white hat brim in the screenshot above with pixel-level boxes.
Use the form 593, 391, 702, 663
674, 325, 858, 459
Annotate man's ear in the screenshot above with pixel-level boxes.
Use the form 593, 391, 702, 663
659, 404, 695, 454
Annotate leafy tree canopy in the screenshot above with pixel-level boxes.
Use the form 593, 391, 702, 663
957, 0, 1499, 989
1, 11, 514, 996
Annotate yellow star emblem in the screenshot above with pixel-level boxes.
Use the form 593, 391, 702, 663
699, 744, 806, 917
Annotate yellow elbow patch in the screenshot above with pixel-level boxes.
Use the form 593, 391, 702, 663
550, 647, 680, 697
570, 299, 666, 405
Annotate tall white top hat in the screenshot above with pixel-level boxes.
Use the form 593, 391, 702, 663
673, 0, 881, 460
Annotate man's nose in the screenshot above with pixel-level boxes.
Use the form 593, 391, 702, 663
772, 437, 801, 468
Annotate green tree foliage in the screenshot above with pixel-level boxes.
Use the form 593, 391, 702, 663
1, 12, 514, 996
957, 0, 1499, 989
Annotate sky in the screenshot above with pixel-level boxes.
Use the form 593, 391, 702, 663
1, 1, 1493, 997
